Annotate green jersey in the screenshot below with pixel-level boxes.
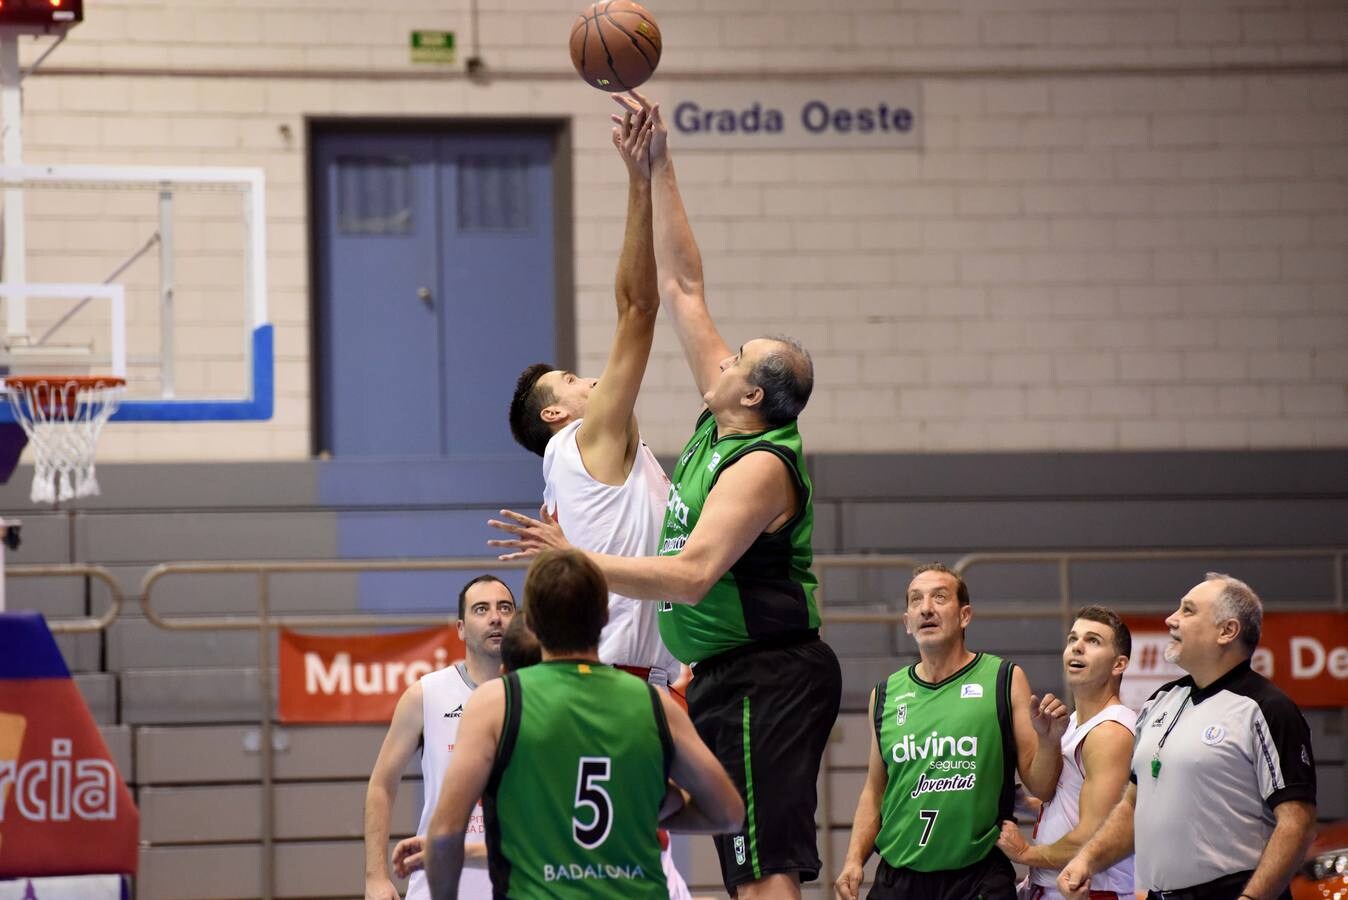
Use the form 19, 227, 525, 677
484, 661, 672, 899
872, 653, 1016, 872
657, 410, 820, 663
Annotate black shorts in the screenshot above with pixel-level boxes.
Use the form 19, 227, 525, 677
867, 850, 1016, 900
687, 632, 841, 892
1144, 870, 1289, 900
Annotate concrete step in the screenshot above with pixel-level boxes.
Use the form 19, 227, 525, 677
135, 725, 397, 785
122, 668, 265, 725
139, 780, 422, 844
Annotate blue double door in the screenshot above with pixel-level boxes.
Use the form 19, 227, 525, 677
314, 127, 564, 457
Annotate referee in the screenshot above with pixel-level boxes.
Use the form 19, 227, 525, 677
1059, 573, 1317, 900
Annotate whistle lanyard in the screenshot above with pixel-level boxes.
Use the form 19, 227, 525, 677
1150, 693, 1191, 779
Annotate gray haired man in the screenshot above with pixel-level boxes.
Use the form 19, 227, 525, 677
1058, 574, 1317, 900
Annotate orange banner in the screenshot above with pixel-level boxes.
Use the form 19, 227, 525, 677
1, 612, 139, 878
278, 626, 466, 723
1122, 611, 1348, 709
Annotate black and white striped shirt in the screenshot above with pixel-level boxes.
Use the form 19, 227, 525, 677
1129, 660, 1317, 892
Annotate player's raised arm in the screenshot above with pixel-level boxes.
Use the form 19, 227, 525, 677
1010, 665, 1069, 801
624, 91, 732, 398
364, 682, 424, 900
575, 100, 659, 483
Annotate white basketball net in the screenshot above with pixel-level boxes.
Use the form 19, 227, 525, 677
4, 378, 123, 504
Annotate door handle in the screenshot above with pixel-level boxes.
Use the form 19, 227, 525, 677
417, 286, 433, 307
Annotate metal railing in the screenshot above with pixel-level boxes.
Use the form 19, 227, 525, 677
12, 563, 126, 633
13, 547, 1348, 897
137, 558, 530, 900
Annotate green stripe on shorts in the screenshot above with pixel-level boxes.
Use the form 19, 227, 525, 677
742, 695, 761, 879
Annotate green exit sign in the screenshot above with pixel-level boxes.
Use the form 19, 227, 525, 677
411, 30, 456, 64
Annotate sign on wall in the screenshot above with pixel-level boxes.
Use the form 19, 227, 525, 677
411, 30, 456, 64
278, 626, 465, 723
1122, 612, 1348, 709
0, 613, 138, 879
665, 81, 921, 151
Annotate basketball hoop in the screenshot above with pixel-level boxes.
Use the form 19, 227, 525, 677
3, 375, 123, 504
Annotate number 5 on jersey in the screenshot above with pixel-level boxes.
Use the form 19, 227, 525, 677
918, 809, 939, 846
573, 756, 614, 849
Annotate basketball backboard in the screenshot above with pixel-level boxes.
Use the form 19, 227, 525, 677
0, 164, 273, 424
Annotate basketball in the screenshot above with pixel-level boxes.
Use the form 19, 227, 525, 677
569, 0, 662, 92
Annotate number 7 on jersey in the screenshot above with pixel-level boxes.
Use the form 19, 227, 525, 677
917, 809, 939, 846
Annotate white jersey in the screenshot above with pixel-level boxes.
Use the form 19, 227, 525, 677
1030, 703, 1137, 898
542, 419, 679, 684
407, 664, 491, 900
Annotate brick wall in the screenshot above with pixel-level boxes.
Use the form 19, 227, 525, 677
13, 0, 1348, 459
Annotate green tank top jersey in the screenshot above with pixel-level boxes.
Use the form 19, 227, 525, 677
483, 661, 672, 899
872, 653, 1017, 872
656, 409, 820, 663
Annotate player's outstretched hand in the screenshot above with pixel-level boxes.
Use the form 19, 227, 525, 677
610, 95, 653, 180
614, 90, 666, 164
833, 859, 865, 900
488, 505, 573, 560
1030, 692, 1070, 741
995, 818, 1030, 864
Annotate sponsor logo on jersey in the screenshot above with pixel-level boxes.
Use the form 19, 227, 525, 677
910, 771, 978, 799
891, 731, 979, 764
1301, 745, 1311, 766
665, 485, 690, 528
543, 862, 648, 883
1151, 711, 1168, 728
733, 835, 747, 866
1200, 724, 1226, 745
707, 451, 722, 473
896, 691, 917, 701
660, 534, 688, 554
895, 703, 907, 727
960, 684, 983, 699
444, 705, 463, 718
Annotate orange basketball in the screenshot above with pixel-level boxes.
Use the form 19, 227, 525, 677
569, 0, 662, 92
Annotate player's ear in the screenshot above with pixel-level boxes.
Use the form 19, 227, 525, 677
741, 384, 764, 409
1113, 654, 1128, 677
541, 404, 568, 425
